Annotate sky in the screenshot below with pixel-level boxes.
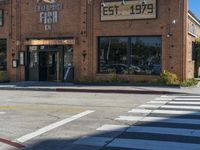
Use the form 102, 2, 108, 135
189, 0, 200, 19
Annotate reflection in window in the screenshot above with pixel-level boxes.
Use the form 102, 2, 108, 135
0, 10, 3, 27
99, 37, 128, 74
130, 37, 161, 75
0, 39, 7, 71
98, 36, 161, 75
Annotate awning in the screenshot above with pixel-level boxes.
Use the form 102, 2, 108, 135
24, 39, 75, 46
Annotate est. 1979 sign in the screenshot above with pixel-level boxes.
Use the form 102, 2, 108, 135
101, 0, 157, 21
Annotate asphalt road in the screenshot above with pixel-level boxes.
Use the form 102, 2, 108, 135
0, 90, 158, 150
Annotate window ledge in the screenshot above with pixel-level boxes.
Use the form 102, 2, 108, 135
188, 32, 198, 38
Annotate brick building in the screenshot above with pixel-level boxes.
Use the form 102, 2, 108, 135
0, 0, 199, 82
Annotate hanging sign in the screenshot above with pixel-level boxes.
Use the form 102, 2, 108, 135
35, 0, 64, 30
101, 0, 157, 21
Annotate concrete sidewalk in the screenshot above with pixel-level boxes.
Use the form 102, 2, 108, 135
0, 81, 199, 95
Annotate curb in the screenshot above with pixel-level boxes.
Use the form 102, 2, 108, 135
0, 87, 185, 95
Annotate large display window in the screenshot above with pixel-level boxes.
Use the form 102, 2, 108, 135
98, 36, 161, 75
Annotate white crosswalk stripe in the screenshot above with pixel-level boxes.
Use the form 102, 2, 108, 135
107, 139, 200, 150
0, 112, 6, 115
129, 108, 200, 115
139, 104, 200, 110
74, 95, 200, 150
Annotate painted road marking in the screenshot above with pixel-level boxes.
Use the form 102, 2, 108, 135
74, 136, 112, 147
96, 124, 128, 132
127, 126, 200, 137
115, 116, 200, 125
169, 101, 200, 105
97, 124, 200, 137
129, 109, 200, 115
175, 98, 200, 101
139, 104, 200, 110
16, 110, 94, 143
148, 101, 200, 105
161, 95, 200, 98
0, 112, 6, 114
139, 104, 162, 109
148, 101, 168, 104
108, 139, 200, 150
161, 105, 200, 110
155, 98, 173, 101
128, 109, 152, 114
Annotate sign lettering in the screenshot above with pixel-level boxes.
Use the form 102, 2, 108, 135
35, 0, 63, 30
101, 0, 157, 21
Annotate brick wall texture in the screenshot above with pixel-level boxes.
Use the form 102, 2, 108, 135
0, 0, 199, 82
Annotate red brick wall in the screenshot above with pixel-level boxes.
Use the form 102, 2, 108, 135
0, 0, 190, 82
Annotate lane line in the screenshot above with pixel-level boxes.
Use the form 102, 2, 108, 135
96, 124, 128, 132
0, 112, 6, 114
129, 109, 200, 115
127, 126, 200, 137
74, 136, 112, 147
16, 110, 94, 143
0, 138, 25, 149
115, 116, 200, 125
108, 139, 200, 150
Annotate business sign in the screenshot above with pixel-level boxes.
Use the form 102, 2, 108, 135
35, 0, 64, 30
101, 0, 157, 21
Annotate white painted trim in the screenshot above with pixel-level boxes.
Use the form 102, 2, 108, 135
188, 13, 200, 26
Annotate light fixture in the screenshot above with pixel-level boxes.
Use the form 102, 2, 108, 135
121, 0, 125, 5
101, 0, 105, 7
142, 0, 147, 4
172, 19, 176, 24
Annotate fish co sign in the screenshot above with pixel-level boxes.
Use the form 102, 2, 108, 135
35, 0, 64, 31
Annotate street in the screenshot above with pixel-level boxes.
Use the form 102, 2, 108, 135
0, 90, 200, 150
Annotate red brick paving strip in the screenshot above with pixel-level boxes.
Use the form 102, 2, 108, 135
0, 138, 25, 149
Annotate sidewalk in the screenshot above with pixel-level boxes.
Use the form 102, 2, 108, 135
0, 81, 199, 95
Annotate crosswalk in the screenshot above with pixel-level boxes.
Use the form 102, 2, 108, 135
74, 95, 200, 150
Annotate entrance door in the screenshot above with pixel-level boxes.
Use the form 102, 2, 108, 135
39, 51, 60, 81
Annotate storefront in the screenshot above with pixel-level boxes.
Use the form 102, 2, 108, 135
0, 0, 198, 82
25, 39, 75, 82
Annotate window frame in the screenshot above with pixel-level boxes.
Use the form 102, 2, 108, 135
97, 36, 162, 76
